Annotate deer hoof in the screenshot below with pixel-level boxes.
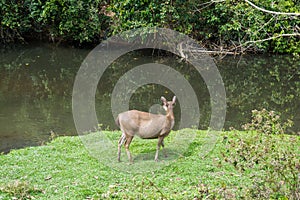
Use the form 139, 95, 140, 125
128, 159, 134, 164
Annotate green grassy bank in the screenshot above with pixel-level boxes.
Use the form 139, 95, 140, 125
0, 130, 299, 199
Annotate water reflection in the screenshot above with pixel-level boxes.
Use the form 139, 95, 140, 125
220, 55, 300, 131
0, 43, 299, 153
0, 43, 89, 152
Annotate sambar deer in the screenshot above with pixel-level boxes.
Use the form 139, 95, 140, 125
115, 96, 176, 163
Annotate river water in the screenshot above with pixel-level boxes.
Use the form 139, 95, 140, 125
0, 43, 299, 153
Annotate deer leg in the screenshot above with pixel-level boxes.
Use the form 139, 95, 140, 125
118, 133, 126, 162
155, 137, 164, 162
125, 135, 134, 164
161, 139, 168, 158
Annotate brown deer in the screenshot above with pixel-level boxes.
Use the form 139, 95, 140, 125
115, 96, 176, 163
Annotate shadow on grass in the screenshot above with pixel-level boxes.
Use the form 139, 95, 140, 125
79, 129, 199, 173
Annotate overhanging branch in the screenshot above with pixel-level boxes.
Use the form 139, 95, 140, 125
244, 0, 300, 16
242, 33, 300, 45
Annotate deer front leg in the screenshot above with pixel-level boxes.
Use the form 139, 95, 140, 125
155, 137, 164, 162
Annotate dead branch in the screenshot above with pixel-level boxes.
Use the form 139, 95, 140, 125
238, 33, 300, 48
244, 0, 300, 16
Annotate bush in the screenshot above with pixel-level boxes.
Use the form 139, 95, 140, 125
0, 0, 110, 44
38, 0, 109, 43
223, 109, 299, 199
1, 0, 299, 54
0, 0, 31, 43
108, 0, 300, 55
242, 109, 293, 135
108, 0, 194, 36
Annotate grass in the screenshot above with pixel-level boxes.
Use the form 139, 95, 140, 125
0, 129, 299, 199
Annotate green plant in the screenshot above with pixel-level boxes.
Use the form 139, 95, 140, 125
0, 0, 31, 43
205, 0, 300, 54
224, 132, 299, 199
0, 0, 110, 44
223, 110, 299, 199
1, 180, 42, 199
1, 0, 300, 55
108, 0, 194, 36
242, 109, 293, 135
39, 0, 109, 43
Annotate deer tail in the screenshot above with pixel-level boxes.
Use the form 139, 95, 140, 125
115, 115, 120, 128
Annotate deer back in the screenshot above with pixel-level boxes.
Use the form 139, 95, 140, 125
117, 110, 171, 139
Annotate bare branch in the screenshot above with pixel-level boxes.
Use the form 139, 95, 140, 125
227, 33, 300, 53
189, 33, 300, 56
242, 33, 300, 46
190, 49, 236, 55
244, 0, 300, 16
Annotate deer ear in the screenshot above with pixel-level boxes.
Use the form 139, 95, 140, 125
161, 96, 167, 102
172, 96, 176, 103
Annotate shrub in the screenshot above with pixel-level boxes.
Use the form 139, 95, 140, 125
38, 0, 109, 43
0, 0, 110, 44
1, 0, 299, 55
242, 109, 293, 135
0, 0, 31, 43
202, 0, 300, 55
223, 109, 299, 199
108, 0, 194, 36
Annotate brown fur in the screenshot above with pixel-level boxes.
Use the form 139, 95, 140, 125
115, 96, 176, 163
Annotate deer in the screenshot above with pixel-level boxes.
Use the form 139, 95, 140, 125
115, 96, 176, 163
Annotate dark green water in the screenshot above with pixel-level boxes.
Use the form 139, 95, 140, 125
0, 43, 299, 153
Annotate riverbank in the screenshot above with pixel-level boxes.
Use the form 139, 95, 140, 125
0, 130, 299, 199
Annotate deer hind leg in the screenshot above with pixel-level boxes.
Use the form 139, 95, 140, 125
118, 133, 126, 162
155, 136, 164, 162
124, 135, 134, 164
161, 139, 168, 158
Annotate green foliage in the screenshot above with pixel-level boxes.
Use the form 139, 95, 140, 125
203, 0, 300, 54
0, 0, 31, 42
108, 0, 300, 55
0, 0, 110, 44
109, 0, 194, 35
38, 0, 108, 43
223, 111, 299, 199
1, 0, 300, 52
242, 109, 293, 135
224, 131, 299, 199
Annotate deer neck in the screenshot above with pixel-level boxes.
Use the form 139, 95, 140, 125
163, 109, 174, 130
166, 109, 174, 121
